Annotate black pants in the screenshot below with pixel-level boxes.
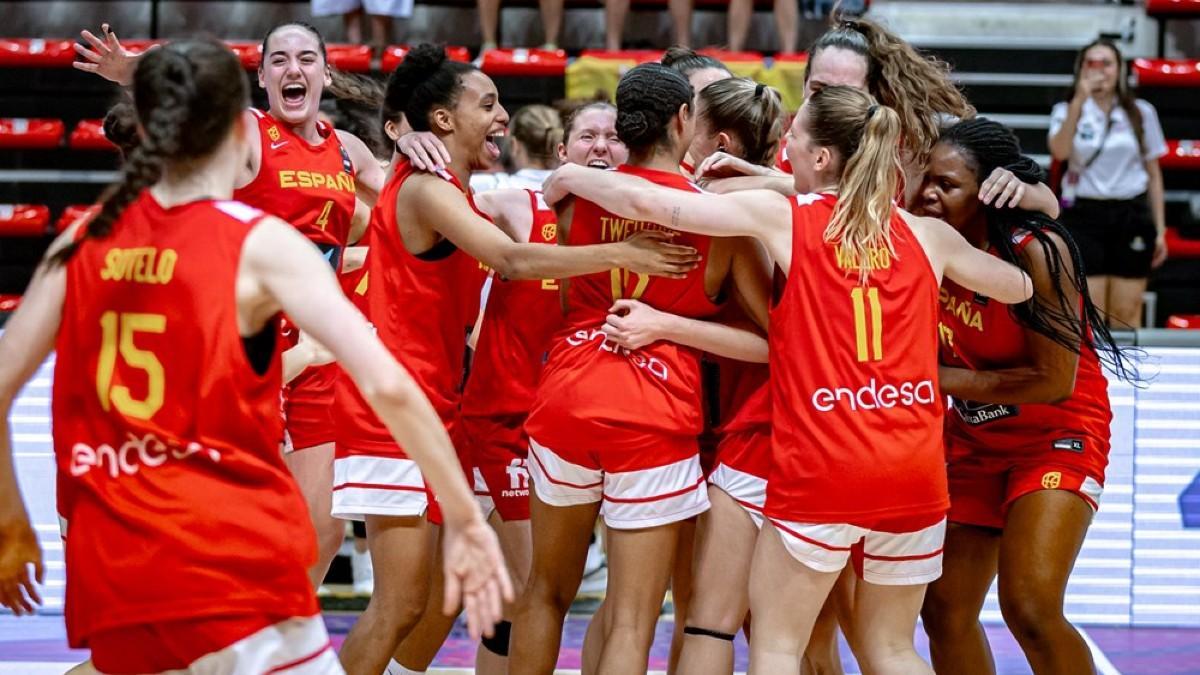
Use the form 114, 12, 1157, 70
1061, 194, 1155, 279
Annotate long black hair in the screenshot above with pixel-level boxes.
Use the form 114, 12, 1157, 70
939, 117, 1134, 380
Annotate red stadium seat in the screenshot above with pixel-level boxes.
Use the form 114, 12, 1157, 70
1132, 58, 1200, 87
226, 40, 262, 69
381, 45, 470, 73
328, 44, 372, 72
481, 48, 568, 77
1161, 140, 1200, 171
1166, 226, 1200, 259
57, 205, 96, 233
69, 119, 116, 151
1145, 0, 1200, 17
0, 118, 65, 149
0, 294, 20, 312
1167, 314, 1200, 328
0, 38, 75, 67
0, 204, 50, 236
697, 48, 766, 64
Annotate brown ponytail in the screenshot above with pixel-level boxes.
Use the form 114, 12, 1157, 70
805, 86, 903, 282
52, 39, 248, 264
509, 104, 564, 167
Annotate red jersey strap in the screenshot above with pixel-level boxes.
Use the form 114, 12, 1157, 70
617, 164, 700, 191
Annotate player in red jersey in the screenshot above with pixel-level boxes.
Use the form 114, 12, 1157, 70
915, 118, 1129, 675
511, 63, 767, 675
0, 39, 508, 674
381, 101, 633, 675
543, 85, 1034, 674
75, 22, 390, 587
331, 45, 697, 675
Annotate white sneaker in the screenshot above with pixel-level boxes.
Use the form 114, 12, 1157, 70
352, 549, 375, 595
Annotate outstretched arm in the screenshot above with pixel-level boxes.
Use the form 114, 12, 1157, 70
910, 212, 1033, 305
242, 218, 512, 637
0, 230, 79, 615
417, 177, 700, 281
542, 163, 794, 264
72, 24, 154, 86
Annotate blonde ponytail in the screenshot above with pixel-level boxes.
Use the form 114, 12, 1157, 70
805, 86, 903, 283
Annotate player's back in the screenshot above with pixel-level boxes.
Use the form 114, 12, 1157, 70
767, 193, 946, 524
526, 166, 720, 452
53, 193, 316, 644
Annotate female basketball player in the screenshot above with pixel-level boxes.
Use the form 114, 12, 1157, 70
333, 45, 699, 675
542, 85, 1034, 675
511, 63, 770, 675
470, 103, 564, 193
380, 101, 631, 675
916, 118, 1126, 675
75, 21, 390, 587
0, 38, 508, 674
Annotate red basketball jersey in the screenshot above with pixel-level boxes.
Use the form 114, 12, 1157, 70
461, 190, 561, 418
233, 109, 358, 256
52, 194, 316, 647
335, 162, 479, 457
717, 360, 770, 436
525, 165, 720, 451
767, 193, 946, 524
938, 235, 1112, 477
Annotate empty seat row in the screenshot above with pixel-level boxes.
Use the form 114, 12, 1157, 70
0, 118, 113, 150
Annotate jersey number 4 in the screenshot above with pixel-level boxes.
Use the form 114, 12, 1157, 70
96, 311, 166, 420
851, 287, 883, 362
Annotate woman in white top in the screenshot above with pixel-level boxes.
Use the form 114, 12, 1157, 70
1049, 38, 1169, 328
469, 104, 562, 193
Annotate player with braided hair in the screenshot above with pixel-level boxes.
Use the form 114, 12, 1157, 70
333, 44, 698, 675
542, 84, 1035, 675
0, 37, 509, 674
915, 117, 1128, 675
75, 20, 391, 589
512, 62, 774, 674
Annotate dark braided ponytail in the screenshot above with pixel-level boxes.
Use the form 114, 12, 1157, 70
52, 38, 247, 265
938, 117, 1134, 380
615, 63, 693, 158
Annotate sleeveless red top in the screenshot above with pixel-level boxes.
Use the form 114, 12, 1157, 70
767, 193, 946, 523
53, 194, 315, 646
938, 234, 1112, 478
335, 162, 480, 456
461, 190, 562, 418
525, 165, 721, 451
233, 108, 357, 260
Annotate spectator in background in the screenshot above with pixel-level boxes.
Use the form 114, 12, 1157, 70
470, 104, 563, 193
728, 0, 799, 54
606, 0, 693, 50
477, 0, 564, 52
311, 0, 413, 58
1049, 38, 1168, 329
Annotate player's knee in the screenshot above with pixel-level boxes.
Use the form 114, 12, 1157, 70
998, 587, 1063, 643
920, 587, 975, 639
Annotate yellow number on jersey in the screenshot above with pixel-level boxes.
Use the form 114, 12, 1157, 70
96, 311, 167, 420
610, 268, 649, 302
315, 200, 334, 230
851, 287, 883, 362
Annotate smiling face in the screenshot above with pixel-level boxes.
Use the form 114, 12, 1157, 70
914, 142, 983, 231
804, 47, 869, 100
441, 70, 509, 171
258, 26, 331, 127
559, 106, 627, 168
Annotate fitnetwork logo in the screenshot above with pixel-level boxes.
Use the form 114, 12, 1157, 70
811, 378, 937, 413
503, 458, 529, 497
